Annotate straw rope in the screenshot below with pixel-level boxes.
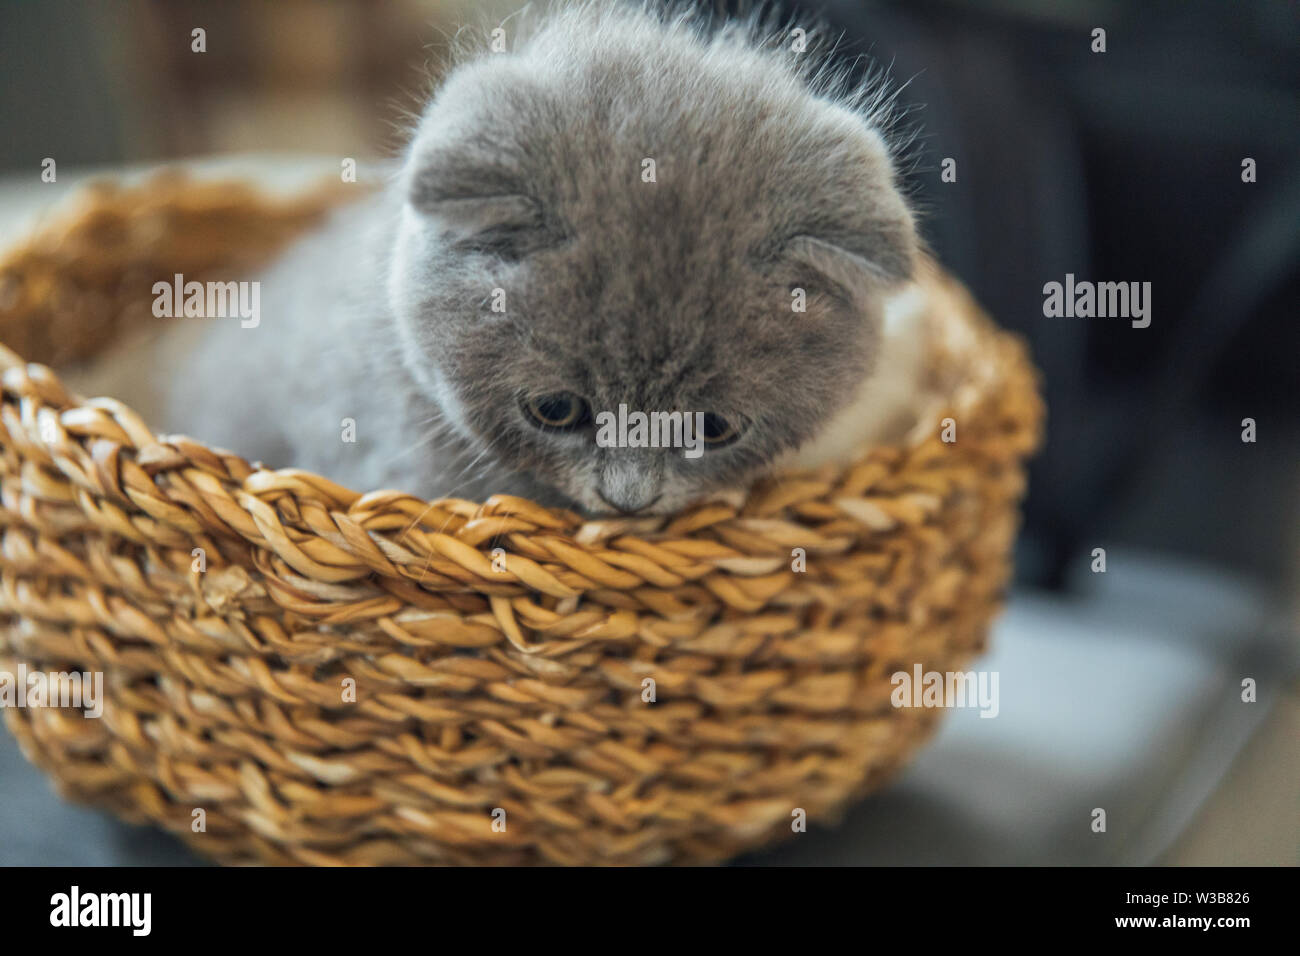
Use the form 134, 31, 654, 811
0, 174, 1042, 865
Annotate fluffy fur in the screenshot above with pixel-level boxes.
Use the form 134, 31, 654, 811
101, 1, 924, 515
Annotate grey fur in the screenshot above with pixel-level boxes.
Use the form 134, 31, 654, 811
165, 0, 918, 515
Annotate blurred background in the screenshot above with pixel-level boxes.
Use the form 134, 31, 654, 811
0, 0, 1296, 865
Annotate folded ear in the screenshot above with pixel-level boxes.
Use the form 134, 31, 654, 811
415, 192, 556, 261
784, 186, 917, 292
405, 143, 558, 260
776, 118, 918, 291
406, 129, 529, 204
405, 123, 566, 258
415, 193, 539, 233
781, 231, 914, 301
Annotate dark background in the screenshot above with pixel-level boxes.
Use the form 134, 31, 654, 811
801, 0, 1300, 593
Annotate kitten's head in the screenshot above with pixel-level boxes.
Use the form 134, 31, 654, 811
389, 1, 917, 515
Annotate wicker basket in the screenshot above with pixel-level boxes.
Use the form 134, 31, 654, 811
0, 174, 1042, 865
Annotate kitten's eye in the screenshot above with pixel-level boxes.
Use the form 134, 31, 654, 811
522, 392, 590, 432
700, 413, 742, 447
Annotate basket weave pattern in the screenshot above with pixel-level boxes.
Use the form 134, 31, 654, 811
0, 176, 1042, 865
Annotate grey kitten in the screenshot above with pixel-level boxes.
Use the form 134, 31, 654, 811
165, 0, 918, 516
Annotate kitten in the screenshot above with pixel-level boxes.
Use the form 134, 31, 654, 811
149, 1, 922, 516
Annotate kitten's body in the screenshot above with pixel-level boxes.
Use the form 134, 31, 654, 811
160, 187, 556, 503
78, 2, 926, 514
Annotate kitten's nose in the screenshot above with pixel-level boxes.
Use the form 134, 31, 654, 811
597, 489, 662, 515
598, 459, 661, 514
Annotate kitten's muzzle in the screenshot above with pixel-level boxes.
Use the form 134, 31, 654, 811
596, 455, 663, 515
595, 489, 662, 516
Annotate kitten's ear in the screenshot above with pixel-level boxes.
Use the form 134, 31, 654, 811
782, 233, 913, 302
785, 123, 919, 291
406, 140, 529, 209
405, 149, 555, 259
415, 193, 539, 233
413, 192, 552, 261
787, 188, 917, 293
